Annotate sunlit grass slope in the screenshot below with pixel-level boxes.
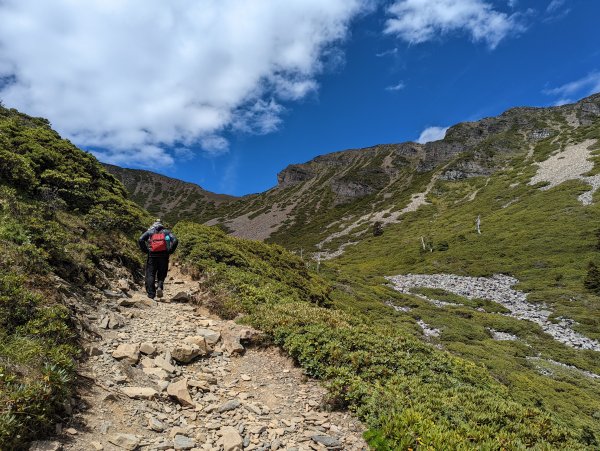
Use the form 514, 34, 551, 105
175, 222, 585, 449
330, 123, 600, 445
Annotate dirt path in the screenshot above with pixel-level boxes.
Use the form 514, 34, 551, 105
38, 266, 367, 451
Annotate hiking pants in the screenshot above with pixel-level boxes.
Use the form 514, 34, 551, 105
145, 254, 169, 297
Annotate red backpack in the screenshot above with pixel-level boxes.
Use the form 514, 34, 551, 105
149, 232, 167, 252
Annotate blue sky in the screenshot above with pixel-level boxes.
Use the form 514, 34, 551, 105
1, 0, 599, 196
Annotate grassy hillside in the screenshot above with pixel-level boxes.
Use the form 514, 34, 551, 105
328, 118, 600, 445
175, 222, 586, 449
0, 106, 150, 449
104, 163, 236, 225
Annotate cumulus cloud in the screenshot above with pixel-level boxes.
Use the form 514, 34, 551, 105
544, 71, 600, 104
0, 0, 364, 167
384, 0, 524, 49
417, 126, 449, 144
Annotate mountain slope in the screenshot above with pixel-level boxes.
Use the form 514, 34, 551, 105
103, 163, 237, 226
213, 94, 600, 252
0, 105, 150, 448
105, 93, 600, 446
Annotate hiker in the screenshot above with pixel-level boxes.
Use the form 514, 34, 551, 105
138, 219, 178, 299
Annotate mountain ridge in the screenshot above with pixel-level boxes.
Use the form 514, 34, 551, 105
107, 93, 600, 249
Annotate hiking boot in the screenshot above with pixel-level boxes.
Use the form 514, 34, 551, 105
148, 293, 155, 300
156, 287, 163, 298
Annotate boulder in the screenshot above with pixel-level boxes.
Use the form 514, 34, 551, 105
167, 378, 194, 407
183, 336, 209, 354
171, 343, 202, 364
218, 426, 243, 451
223, 335, 244, 355
108, 433, 140, 450
195, 328, 221, 347
112, 343, 140, 364
121, 387, 157, 400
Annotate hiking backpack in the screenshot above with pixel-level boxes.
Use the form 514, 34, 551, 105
149, 232, 169, 253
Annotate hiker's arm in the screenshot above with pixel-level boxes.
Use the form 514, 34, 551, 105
138, 231, 150, 253
169, 232, 178, 254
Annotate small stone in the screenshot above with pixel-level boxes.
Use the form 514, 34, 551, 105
195, 328, 221, 346
167, 378, 194, 407
112, 343, 140, 364
90, 442, 104, 450
217, 398, 241, 413
143, 367, 169, 380
117, 298, 137, 307
174, 435, 196, 450
183, 336, 209, 354
218, 426, 243, 451
148, 417, 167, 432
140, 342, 156, 355
65, 427, 78, 435
241, 374, 251, 381
311, 435, 341, 448
187, 379, 210, 391
171, 291, 192, 302
87, 345, 103, 356
117, 279, 130, 293
121, 387, 157, 399
108, 433, 140, 450
103, 289, 124, 299
155, 355, 176, 373
140, 356, 157, 368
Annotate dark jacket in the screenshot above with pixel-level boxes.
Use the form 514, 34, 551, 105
138, 223, 178, 256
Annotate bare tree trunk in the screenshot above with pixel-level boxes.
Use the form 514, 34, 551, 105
476, 215, 481, 234
421, 236, 426, 251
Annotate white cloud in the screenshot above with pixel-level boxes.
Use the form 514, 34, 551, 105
376, 48, 399, 57
544, 72, 600, 102
546, 0, 565, 13
417, 126, 449, 144
386, 81, 406, 91
384, 0, 524, 49
0, 0, 364, 167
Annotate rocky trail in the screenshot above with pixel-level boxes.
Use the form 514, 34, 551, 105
32, 265, 366, 451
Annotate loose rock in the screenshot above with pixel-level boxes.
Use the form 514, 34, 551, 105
108, 433, 140, 450
167, 378, 194, 407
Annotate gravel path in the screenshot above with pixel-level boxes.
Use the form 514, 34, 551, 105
38, 267, 366, 451
386, 273, 600, 352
